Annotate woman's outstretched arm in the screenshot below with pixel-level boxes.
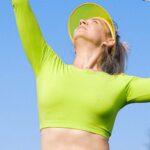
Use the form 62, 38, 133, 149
11, 0, 64, 76
126, 75, 150, 104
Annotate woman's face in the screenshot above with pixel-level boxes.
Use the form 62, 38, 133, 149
73, 17, 111, 46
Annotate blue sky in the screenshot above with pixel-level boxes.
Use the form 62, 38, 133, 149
0, 0, 150, 150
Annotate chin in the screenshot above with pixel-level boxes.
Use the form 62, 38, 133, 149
74, 33, 89, 40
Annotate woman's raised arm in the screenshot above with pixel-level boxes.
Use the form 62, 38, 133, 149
11, 0, 64, 76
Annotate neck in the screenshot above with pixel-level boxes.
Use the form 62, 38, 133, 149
73, 39, 104, 71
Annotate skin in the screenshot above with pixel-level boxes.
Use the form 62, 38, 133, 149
41, 17, 115, 150
41, 128, 110, 150
72, 17, 115, 72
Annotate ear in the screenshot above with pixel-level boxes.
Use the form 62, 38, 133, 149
101, 38, 115, 48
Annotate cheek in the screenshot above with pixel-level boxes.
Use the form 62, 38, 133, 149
90, 29, 103, 41
95, 28, 107, 41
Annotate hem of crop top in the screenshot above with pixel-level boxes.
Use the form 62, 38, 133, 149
39, 120, 111, 140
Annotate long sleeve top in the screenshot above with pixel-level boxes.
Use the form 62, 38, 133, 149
11, 0, 150, 140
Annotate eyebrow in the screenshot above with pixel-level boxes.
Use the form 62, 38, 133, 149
89, 18, 102, 23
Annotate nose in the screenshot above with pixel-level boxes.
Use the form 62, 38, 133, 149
79, 19, 87, 26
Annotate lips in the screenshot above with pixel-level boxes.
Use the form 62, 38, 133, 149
78, 26, 86, 30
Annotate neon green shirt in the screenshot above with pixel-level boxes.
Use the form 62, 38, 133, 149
12, 0, 150, 139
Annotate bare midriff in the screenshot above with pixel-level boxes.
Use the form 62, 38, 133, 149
40, 128, 110, 150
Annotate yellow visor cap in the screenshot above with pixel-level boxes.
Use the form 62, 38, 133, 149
68, 2, 116, 43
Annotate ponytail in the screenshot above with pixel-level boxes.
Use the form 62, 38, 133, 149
100, 21, 129, 75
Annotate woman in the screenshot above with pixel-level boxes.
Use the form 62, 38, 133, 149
11, 1, 150, 150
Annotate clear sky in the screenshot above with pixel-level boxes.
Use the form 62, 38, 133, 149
1, 0, 150, 150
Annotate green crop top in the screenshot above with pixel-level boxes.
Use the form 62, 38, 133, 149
12, 0, 150, 140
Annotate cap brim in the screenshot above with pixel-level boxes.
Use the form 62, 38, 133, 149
68, 2, 116, 43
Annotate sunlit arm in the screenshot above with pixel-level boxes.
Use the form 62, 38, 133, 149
126, 76, 150, 104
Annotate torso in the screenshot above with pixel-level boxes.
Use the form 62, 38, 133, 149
40, 128, 110, 150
